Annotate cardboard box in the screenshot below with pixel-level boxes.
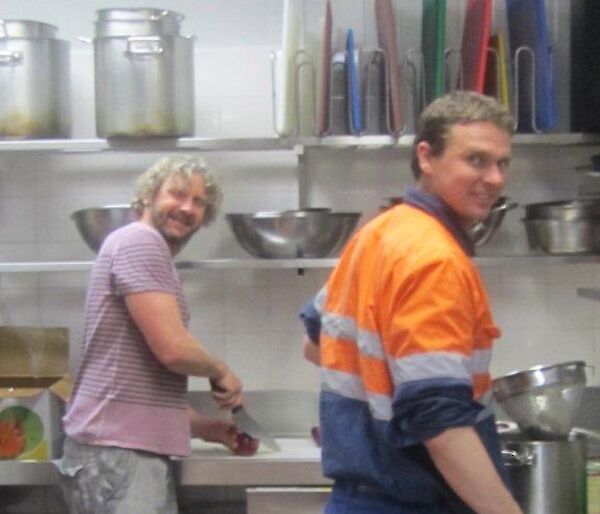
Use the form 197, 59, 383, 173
0, 327, 69, 387
0, 327, 71, 461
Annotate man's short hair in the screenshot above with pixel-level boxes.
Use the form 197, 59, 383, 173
411, 91, 514, 179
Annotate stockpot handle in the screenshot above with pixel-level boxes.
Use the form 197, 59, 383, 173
126, 36, 164, 56
0, 51, 22, 65
501, 449, 535, 467
150, 10, 185, 23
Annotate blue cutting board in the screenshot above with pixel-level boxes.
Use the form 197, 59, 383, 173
506, 0, 556, 131
346, 29, 363, 134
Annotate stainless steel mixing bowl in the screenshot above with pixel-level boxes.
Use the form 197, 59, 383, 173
522, 218, 600, 254
379, 196, 516, 247
226, 210, 361, 258
492, 361, 587, 440
470, 196, 518, 246
71, 205, 138, 253
524, 199, 600, 221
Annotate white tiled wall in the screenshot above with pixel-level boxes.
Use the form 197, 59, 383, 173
1, 0, 599, 394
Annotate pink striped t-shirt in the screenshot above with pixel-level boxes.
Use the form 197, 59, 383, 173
63, 222, 192, 457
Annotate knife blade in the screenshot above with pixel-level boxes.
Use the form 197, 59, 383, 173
576, 287, 600, 301
209, 378, 281, 452
232, 405, 281, 452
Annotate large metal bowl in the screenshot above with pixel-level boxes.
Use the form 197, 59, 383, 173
71, 205, 138, 253
493, 361, 587, 440
226, 210, 361, 258
524, 199, 600, 221
522, 218, 600, 254
470, 196, 518, 246
380, 196, 516, 246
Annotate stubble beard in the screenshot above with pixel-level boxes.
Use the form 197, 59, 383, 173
151, 208, 200, 254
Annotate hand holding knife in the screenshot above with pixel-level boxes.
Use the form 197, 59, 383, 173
210, 378, 281, 452
209, 368, 243, 410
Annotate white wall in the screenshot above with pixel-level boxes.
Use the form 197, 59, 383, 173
1, 0, 599, 394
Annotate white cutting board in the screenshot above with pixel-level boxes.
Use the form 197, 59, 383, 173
189, 437, 320, 460
274, 0, 302, 136
445, 0, 467, 89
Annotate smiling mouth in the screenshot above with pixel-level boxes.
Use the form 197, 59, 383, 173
170, 215, 194, 229
474, 194, 496, 206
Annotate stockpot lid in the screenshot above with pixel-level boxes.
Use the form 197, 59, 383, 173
0, 19, 59, 39
94, 8, 184, 37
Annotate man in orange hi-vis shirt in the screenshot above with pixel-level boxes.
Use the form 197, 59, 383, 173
311, 91, 523, 514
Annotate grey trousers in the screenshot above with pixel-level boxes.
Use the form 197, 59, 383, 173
55, 437, 178, 514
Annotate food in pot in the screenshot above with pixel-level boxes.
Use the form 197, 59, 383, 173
233, 431, 260, 456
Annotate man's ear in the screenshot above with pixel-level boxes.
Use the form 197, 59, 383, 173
416, 141, 433, 177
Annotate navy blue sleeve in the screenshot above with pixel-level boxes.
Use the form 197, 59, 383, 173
299, 298, 321, 345
386, 378, 485, 448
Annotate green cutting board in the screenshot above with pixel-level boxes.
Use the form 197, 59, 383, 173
422, 0, 446, 105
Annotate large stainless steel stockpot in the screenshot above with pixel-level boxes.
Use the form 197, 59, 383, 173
501, 433, 587, 514
95, 8, 184, 37
93, 8, 194, 138
0, 19, 71, 139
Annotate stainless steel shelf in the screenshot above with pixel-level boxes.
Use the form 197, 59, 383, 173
295, 132, 600, 150
0, 461, 59, 486
176, 259, 338, 270
296, 135, 407, 150
0, 259, 338, 273
474, 254, 600, 265
0, 133, 599, 155
0, 261, 93, 273
0, 137, 293, 154
511, 133, 600, 146
1, 255, 599, 273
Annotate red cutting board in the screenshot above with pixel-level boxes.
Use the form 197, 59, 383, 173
375, 0, 403, 135
461, 0, 493, 92
317, 0, 332, 135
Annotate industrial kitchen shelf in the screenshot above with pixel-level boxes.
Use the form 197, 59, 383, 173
297, 132, 600, 150
1, 255, 600, 273
0, 137, 294, 154
0, 259, 338, 273
0, 133, 599, 154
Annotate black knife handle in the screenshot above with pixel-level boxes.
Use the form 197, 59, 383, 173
209, 378, 242, 414
209, 378, 222, 391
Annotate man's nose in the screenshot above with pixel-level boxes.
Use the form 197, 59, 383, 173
484, 164, 505, 186
179, 197, 196, 213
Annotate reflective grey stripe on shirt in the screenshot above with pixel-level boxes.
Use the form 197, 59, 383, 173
321, 311, 492, 374
321, 312, 385, 359
471, 348, 492, 374
314, 286, 327, 313
389, 351, 472, 385
321, 367, 393, 421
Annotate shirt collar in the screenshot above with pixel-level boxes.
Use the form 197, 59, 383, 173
403, 187, 475, 257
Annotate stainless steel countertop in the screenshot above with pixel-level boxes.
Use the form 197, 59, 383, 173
176, 437, 329, 486
0, 438, 330, 487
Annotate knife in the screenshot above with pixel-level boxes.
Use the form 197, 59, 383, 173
576, 288, 600, 302
209, 379, 280, 452
231, 405, 281, 452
